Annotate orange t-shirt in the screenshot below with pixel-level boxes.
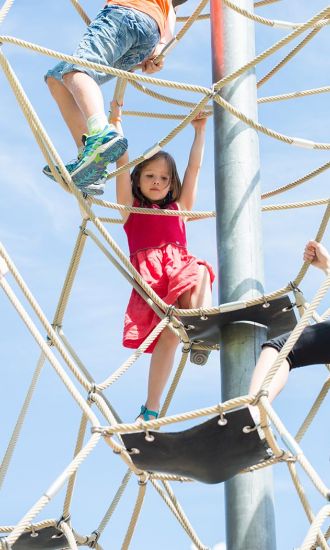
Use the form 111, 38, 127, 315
106, 0, 170, 36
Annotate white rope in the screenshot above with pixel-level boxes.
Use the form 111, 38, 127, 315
1, 1, 330, 549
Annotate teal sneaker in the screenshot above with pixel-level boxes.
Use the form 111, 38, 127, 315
42, 134, 86, 181
137, 405, 159, 422
71, 125, 128, 188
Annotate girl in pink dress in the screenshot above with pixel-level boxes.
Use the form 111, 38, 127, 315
112, 101, 215, 421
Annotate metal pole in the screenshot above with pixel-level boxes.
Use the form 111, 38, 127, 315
210, 1, 277, 549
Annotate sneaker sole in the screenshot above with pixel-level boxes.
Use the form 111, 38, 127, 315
81, 184, 105, 196
43, 165, 105, 196
82, 189, 104, 197
42, 166, 56, 181
43, 164, 78, 182
72, 136, 128, 188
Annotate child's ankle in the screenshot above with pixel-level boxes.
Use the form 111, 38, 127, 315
145, 402, 159, 413
87, 112, 109, 135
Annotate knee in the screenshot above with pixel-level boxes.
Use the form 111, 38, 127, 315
198, 265, 210, 283
46, 75, 62, 96
159, 327, 179, 346
62, 71, 75, 85
47, 72, 75, 95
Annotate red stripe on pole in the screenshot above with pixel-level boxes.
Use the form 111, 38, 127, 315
210, 0, 224, 82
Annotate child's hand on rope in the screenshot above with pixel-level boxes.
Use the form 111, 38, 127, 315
191, 111, 209, 132
141, 43, 165, 73
304, 240, 330, 274
110, 99, 123, 125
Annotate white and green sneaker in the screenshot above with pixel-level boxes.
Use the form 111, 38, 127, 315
70, 125, 127, 188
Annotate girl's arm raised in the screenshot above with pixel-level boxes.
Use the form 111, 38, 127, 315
110, 101, 133, 221
178, 115, 207, 212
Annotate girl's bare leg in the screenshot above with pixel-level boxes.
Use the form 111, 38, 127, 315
144, 266, 212, 413
145, 327, 179, 412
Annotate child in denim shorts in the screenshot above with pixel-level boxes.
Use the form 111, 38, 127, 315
44, 0, 176, 195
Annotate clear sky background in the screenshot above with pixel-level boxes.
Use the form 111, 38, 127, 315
0, 1, 329, 549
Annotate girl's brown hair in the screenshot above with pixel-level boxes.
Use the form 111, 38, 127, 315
131, 151, 182, 208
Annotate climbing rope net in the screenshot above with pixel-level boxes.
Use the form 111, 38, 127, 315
0, 0, 330, 548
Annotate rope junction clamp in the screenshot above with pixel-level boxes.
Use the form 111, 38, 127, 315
251, 389, 269, 406
217, 405, 227, 426
88, 384, 98, 403
262, 296, 270, 308
143, 143, 162, 160
56, 514, 71, 529
29, 524, 38, 538
89, 530, 101, 548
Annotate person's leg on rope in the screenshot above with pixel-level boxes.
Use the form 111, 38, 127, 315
45, 66, 127, 194
248, 344, 290, 424
139, 327, 179, 421
43, 4, 164, 193
248, 240, 330, 424
60, 70, 128, 188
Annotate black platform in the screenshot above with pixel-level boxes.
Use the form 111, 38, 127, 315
1, 527, 69, 549
179, 295, 297, 348
122, 408, 271, 484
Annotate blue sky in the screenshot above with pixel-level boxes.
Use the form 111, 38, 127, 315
0, 1, 329, 549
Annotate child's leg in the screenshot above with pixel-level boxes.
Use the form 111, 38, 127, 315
144, 327, 179, 412
248, 347, 290, 424
142, 267, 212, 416
46, 76, 87, 148
46, 68, 127, 189
179, 266, 212, 365
62, 71, 106, 124
45, 7, 123, 147
248, 347, 290, 403
248, 321, 330, 423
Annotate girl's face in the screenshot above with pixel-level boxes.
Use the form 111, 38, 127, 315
138, 157, 171, 202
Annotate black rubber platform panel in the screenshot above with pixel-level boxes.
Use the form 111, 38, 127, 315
179, 295, 297, 346
122, 407, 271, 484
1, 527, 69, 549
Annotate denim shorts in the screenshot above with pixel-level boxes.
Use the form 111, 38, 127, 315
45, 5, 160, 85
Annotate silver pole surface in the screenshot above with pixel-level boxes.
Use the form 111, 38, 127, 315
210, 1, 277, 548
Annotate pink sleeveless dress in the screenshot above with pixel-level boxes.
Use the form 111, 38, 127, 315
123, 200, 215, 352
